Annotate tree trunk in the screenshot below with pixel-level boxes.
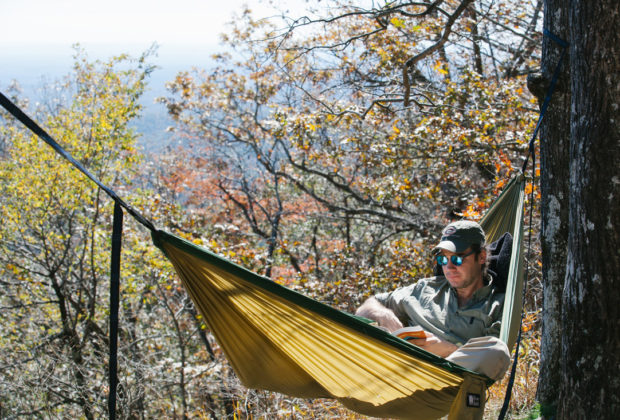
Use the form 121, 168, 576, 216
535, 1, 571, 416
557, 1, 620, 418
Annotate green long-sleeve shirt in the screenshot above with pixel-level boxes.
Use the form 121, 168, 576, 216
374, 275, 504, 346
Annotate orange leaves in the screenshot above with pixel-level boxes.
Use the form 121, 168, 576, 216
524, 182, 534, 195
461, 200, 486, 221
495, 161, 503, 175
399, 178, 412, 191
521, 310, 539, 334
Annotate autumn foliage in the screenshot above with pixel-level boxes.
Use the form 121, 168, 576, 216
1, 1, 544, 418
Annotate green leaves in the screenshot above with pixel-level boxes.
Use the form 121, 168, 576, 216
0, 49, 171, 418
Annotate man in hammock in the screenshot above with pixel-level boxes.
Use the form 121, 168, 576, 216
356, 220, 511, 381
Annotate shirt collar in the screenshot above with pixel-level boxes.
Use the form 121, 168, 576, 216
447, 274, 496, 304
470, 274, 496, 301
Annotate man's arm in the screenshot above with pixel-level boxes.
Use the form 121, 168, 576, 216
355, 297, 404, 332
356, 297, 458, 358
408, 334, 458, 358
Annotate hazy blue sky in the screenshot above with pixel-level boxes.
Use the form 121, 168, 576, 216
1, 0, 305, 93
2, 0, 274, 48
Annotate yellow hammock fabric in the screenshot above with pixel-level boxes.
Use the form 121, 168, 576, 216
152, 174, 526, 420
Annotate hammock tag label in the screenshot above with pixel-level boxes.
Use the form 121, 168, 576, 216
466, 393, 481, 408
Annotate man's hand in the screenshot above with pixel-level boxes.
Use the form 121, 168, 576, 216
355, 297, 404, 332
409, 332, 458, 358
373, 309, 403, 332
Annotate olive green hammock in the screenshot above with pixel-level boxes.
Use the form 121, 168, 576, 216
0, 92, 525, 420
151, 174, 526, 420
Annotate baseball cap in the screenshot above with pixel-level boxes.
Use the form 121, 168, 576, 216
433, 220, 486, 254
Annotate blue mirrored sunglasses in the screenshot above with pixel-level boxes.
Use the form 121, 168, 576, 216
435, 249, 475, 266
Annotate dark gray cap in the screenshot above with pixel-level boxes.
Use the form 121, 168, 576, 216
433, 220, 486, 253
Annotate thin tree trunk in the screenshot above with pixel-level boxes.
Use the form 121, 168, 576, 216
467, 6, 484, 75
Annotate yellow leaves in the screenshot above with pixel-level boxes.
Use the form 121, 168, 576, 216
398, 178, 412, 192
6, 263, 20, 275
390, 17, 405, 29
433, 60, 449, 75
392, 124, 400, 135
1, 50, 155, 294
375, 47, 391, 64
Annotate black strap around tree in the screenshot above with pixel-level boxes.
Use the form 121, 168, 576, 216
0, 92, 156, 420
498, 29, 568, 420
520, 29, 569, 174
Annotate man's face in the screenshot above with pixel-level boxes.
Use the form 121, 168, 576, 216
439, 247, 486, 291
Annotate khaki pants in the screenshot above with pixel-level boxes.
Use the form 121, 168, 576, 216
446, 336, 511, 381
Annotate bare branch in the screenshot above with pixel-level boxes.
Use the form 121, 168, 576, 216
403, 0, 476, 106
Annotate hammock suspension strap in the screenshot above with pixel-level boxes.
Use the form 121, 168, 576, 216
520, 28, 569, 174
108, 202, 123, 420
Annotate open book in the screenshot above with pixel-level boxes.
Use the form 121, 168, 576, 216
393, 326, 427, 341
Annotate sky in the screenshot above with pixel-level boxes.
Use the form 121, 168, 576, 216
0, 0, 306, 93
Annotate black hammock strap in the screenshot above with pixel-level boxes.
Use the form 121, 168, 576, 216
520, 28, 569, 174
108, 202, 123, 419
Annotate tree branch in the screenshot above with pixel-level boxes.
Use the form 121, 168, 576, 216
403, 0, 475, 105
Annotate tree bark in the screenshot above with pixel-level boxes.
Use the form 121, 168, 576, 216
535, 1, 571, 416
557, 1, 620, 418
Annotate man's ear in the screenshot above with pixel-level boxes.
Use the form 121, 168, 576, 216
478, 248, 487, 264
